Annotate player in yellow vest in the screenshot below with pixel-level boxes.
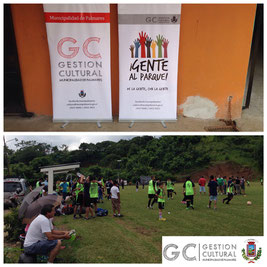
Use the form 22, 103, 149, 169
73, 176, 84, 219
223, 178, 234, 204
166, 179, 176, 200
147, 176, 156, 209
183, 177, 196, 210
156, 182, 166, 221
90, 176, 103, 217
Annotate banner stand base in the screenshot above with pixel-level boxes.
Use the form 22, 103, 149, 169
54, 119, 113, 128
126, 120, 172, 128
61, 122, 69, 129
161, 121, 167, 128
129, 121, 135, 128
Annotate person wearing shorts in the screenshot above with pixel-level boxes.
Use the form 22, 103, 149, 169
89, 177, 102, 216
23, 204, 70, 263
208, 175, 218, 210
183, 177, 195, 210
198, 176, 206, 195
111, 181, 123, 217
73, 177, 84, 219
81, 176, 94, 220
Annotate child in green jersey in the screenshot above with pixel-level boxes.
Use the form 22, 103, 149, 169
156, 182, 166, 221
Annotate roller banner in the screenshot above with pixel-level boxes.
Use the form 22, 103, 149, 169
44, 4, 112, 122
118, 4, 181, 121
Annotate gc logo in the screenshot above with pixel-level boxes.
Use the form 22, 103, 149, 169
145, 17, 158, 23
163, 243, 197, 261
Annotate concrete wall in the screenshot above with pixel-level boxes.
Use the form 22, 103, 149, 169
11, 4, 256, 119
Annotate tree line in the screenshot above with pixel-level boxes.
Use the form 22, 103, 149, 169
4, 136, 263, 184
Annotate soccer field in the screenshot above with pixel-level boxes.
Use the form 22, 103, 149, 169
54, 182, 263, 263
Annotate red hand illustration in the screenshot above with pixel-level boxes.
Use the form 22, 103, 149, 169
138, 31, 148, 58
163, 39, 169, 58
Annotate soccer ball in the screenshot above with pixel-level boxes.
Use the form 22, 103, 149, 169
168, 212, 171, 214
247, 201, 252, 205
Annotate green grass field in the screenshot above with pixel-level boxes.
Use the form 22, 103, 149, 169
52, 182, 263, 263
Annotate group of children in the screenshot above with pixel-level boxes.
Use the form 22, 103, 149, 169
37, 174, 251, 222
198, 175, 248, 196
52, 175, 122, 219
146, 175, 250, 221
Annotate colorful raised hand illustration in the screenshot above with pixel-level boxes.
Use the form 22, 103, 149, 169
151, 40, 157, 58
138, 31, 148, 58
133, 39, 140, 58
163, 38, 169, 58
145, 37, 152, 58
129, 45, 135, 58
155, 34, 164, 58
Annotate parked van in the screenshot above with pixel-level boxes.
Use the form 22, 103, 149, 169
4, 178, 28, 208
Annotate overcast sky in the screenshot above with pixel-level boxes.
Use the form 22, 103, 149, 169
4, 134, 160, 151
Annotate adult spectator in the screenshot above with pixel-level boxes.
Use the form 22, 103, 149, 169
23, 204, 70, 263
198, 176, 206, 195
82, 176, 94, 220
207, 175, 218, 210
111, 181, 123, 217
60, 179, 70, 201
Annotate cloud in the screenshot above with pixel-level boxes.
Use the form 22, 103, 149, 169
4, 135, 138, 151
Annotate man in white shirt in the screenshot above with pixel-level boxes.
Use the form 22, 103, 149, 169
24, 204, 70, 263
110, 181, 123, 217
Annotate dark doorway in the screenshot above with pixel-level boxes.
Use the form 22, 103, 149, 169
4, 4, 27, 115
243, 4, 263, 109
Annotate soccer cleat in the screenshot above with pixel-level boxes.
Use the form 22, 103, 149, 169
207, 205, 210, 208
113, 214, 117, 217
159, 218, 166, 221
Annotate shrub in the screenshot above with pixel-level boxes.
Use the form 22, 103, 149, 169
4, 208, 24, 242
